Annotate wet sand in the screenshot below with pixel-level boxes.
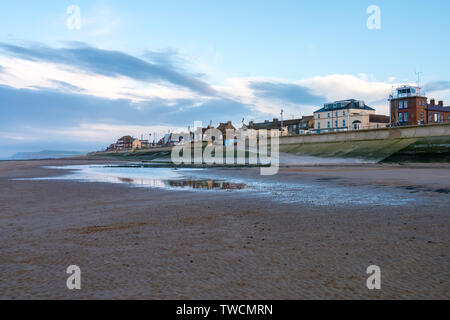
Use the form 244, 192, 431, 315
0, 159, 449, 299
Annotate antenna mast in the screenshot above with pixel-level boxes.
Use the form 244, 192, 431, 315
415, 71, 422, 88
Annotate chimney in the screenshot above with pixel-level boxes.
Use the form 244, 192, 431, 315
438, 101, 444, 107
273, 118, 279, 122
430, 99, 435, 105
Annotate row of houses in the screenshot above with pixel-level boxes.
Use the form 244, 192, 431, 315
105, 85, 450, 150
106, 136, 150, 151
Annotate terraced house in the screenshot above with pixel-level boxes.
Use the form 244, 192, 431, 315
313, 99, 389, 133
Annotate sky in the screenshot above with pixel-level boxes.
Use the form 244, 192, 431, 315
1, 0, 450, 158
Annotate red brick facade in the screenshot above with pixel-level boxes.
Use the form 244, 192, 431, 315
390, 97, 450, 126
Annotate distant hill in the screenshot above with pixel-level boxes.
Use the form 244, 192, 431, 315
9, 150, 87, 160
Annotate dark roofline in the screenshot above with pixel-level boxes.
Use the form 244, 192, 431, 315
315, 104, 375, 113
390, 96, 427, 100
427, 104, 450, 112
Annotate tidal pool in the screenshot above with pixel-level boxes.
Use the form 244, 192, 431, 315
17, 165, 247, 191
15, 164, 419, 207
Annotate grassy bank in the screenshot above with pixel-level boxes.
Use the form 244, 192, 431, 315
279, 135, 450, 162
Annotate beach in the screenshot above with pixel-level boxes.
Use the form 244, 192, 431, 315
0, 159, 449, 299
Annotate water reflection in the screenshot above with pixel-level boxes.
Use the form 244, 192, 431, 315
16, 164, 420, 207
117, 176, 246, 190
167, 179, 246, 190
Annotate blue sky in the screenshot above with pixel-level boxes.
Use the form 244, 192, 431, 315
0, 0, 449, 157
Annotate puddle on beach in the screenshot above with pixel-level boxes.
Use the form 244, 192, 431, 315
17, 165, 247, 191
15, 164, 420, 207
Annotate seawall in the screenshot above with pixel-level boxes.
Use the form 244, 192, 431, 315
279, 123, 450, 162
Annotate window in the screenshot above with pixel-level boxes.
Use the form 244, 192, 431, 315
318, 122, 321, 129
404, 112, 408, 122
404, 101, 408, 108
318, 114, 320, 119
399, 113, 403, 122
335, 120, 338, 127
328, 113, 330, 118
434, 113, 439, 122
343, 111, 346, 116
420, 112, 424, 122
335, 112, 338, 117
327, 121, 330, 128
399, 101, 403, 109
343, 120, 346, 127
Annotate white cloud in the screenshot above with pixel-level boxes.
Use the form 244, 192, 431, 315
0, 56, 204, 102
217, 74, 400, 117
3, 49, 446, 125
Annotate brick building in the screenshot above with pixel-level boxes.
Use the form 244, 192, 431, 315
389, 85, 450, 126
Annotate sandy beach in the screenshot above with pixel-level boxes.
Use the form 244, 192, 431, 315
0, 159, 448, 299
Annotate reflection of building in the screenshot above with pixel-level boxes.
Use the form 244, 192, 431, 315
389, 85, 450, 126
314, 99, 389, 133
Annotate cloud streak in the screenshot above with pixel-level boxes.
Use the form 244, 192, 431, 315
0, 84, 252, 130
250, 81, 325, 105
424, 81, 450, 92
0, 42, 217, 96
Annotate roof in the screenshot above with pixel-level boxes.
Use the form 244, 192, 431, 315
246, 116, 314, 130
118, 135, 133, 141
427, 104, 450, 112
314, 99, 375, 113
283, 119, 302, 126
216, 121, 236, 133
369, 114, 390, 123
201, 125, 214, 134
248, 121, 281, 130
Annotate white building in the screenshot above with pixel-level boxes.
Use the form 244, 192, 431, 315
313, 99, 389, 133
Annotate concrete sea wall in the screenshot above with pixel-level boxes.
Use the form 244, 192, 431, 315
279, 123, 450, 162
